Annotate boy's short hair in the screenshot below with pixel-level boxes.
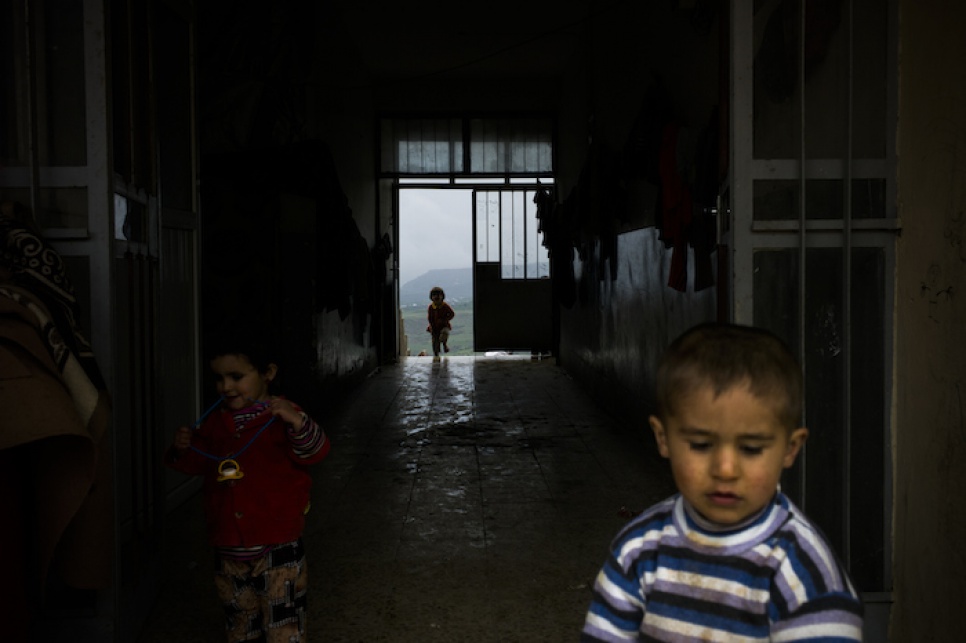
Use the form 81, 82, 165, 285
430, 286, 445, 298
655, 323, 803, 430
205, 321, 278, 375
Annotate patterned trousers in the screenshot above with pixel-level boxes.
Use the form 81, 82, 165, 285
214, 539, 308, 642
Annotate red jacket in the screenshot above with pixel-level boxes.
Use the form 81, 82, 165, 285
427, 301, 455, 334
164, 400, 329, 547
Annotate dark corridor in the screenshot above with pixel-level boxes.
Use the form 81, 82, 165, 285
138, 356, 676, 642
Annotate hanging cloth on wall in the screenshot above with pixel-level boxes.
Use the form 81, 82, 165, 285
658, 123, 693, 292
689, 108, 720, 292
0, 202, 113, 598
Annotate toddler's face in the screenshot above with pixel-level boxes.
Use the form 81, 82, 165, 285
649, 384, 807, 526
430, 291, 443, 302
210, 353, 275, 411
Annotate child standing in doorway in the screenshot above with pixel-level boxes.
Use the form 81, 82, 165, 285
581, 322, 863, 641
426, 286, 455, 357
165, 329, 330, 643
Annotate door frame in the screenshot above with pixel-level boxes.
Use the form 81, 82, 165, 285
726, 0, 897, 631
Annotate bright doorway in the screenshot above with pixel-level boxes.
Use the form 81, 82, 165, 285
398, 188, 474, 356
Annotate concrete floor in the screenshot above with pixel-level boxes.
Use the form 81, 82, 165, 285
138, 355, 676, 642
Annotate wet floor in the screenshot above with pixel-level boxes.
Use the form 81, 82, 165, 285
138, 355, 676, 642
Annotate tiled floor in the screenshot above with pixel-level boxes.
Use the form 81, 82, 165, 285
138, 355, 676, 642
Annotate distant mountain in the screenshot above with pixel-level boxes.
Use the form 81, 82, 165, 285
400, 267, 472, 305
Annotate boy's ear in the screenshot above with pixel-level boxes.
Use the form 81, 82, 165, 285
782, 427, 809, 468
649, 415, 670, 458
264, 363, 279, 382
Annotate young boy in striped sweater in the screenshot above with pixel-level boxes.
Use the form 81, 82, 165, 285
582, 323, 863, 642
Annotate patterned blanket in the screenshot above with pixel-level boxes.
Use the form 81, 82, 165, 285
1, 202, 113, 591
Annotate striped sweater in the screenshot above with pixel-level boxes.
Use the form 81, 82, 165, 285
582, 493, 863, 642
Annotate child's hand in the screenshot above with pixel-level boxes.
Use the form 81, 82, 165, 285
426, 325, 432, 333
172, 426, 192, 451
268, 398, 303, 427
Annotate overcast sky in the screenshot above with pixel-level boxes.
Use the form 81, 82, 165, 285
398, 189, 473, 286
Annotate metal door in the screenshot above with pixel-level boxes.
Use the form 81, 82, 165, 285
472, 188, 552, 352
726, 0, 896, 631
2, 1, 202, 638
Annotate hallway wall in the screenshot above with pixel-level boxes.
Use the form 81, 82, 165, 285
195, 4, 382, 415
553, 2, 722, 420
891, 0, 966, 638
559, 228, 717, 422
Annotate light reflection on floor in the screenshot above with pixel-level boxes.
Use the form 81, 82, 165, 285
139, 356, 674, 642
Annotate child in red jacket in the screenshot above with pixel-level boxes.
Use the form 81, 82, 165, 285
426, 285, 455, 357
165, 330, 329, 642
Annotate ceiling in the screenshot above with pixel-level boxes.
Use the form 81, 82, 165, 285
326, 1, 614, 81
198, 1, 696, 90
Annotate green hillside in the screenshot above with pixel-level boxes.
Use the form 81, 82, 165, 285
400, 267, 472, 306
401, 299, 477, 356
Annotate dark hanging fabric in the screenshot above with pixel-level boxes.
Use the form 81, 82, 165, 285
595, 148, 624, 282
690, 208, 717, 292
0, 202, 114, 602
572, 142, 625, 283
534, 183, 556, 252
565, 183, 590, 263
689, 108, 720, 292
298, 143, 357, 318
658, 123, 693, 292
623, 77, 675, 185
327, 206, 361, 321
371, 232, 393, 291
575, 157, 595, 259
652, 106, 723, 294
534, 184, 576, 309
